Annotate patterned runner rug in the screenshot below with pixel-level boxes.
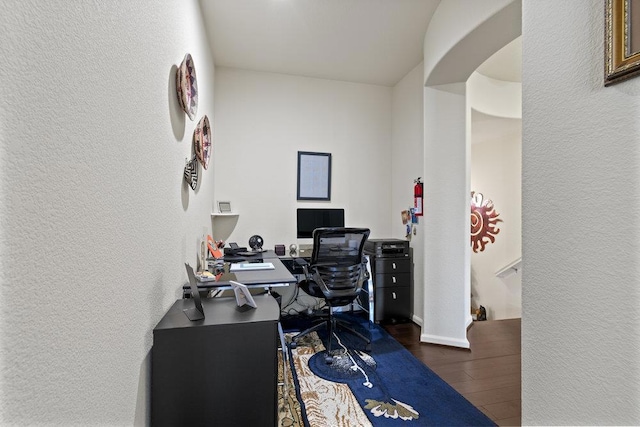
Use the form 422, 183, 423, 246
278, 315, 496, 427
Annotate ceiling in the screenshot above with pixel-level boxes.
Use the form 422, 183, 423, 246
471, 109, 522, 145
476, 37, 521, 83
200, 1, 521, 87
200, 1, 522, 145
200, 0, 440, 86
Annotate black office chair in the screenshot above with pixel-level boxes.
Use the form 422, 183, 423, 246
290, 227, 371, 363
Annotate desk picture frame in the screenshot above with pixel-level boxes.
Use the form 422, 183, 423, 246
230, 281, 257, 308
605, 0, 640, 85
297, 151, 331, 201
217, 201, 232, 213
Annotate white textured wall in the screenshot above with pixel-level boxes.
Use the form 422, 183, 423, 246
420, 0, 522, 348
470, 122, 522, 320
0, 1, 216, 425
468, 71, 522, 321
423, 0, 521, 87
212, 67, 393, 246
422, 84, 471, 348
523, 0, 640, 424
391, 63, 425, 323
468, 72, 522, 119
212, 68, 393, 309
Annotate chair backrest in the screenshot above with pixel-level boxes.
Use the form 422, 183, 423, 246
310, 227, 370, 294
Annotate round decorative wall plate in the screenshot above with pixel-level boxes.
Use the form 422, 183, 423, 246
183, 156, 199, 190
176, 53, 198, 120
193, 115, 211, 170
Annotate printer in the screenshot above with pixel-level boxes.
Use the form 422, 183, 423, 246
363, 239, 410, 258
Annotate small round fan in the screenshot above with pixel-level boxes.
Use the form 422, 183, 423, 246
248, 235, 264, 251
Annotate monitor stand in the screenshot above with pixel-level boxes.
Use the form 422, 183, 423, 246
183, 307, 205, 321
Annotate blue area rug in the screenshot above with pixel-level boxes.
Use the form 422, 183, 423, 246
283, 314, 496, 426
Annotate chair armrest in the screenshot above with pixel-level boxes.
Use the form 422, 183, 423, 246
294, 257, 309, 267
295, 257, 311, 278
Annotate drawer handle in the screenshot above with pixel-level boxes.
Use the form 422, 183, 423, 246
392, 292, 397, 299
392, 262, 396, 269
392, 276, 396, 284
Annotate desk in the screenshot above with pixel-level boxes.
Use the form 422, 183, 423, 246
151, 295, 279, 426
182, 253, 296, 298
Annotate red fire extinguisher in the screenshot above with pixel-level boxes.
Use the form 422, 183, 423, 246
414, 177, 423, 216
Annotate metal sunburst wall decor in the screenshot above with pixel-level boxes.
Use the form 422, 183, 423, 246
470, 191, 503, 253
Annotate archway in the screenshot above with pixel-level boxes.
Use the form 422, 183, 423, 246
419, 0, 522, 347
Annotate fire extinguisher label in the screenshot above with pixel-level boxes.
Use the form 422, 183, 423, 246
415, 197, 423, 215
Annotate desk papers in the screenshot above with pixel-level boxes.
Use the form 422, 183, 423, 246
229, 262, 275, 272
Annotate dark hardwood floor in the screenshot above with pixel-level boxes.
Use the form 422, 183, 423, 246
383, 318, 521, 426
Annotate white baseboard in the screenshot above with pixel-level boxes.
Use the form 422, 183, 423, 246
465, 314, 473, 330
420, 333, 470, 349
412, 314, 423, 326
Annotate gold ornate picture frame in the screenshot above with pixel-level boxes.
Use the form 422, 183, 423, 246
605, 0, 640, 85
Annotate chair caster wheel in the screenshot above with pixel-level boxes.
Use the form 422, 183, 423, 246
324, 355, 334, 364
289, 342, 298, 349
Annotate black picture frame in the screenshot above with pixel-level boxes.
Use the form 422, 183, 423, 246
183, 263, 205, 320
297, 151, 331, 201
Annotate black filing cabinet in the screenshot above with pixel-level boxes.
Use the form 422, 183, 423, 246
151, 295, 279, 427
364, 239, 413, 323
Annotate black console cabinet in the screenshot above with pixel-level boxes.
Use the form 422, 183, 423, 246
151, 295, 279, 427
364, 239, 413, 323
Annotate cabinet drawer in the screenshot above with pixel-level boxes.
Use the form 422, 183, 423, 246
374, 258, 410, 274
375, 272, 410, 288
374, 286, 411, 322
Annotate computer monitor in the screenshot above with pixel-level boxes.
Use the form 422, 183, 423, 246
296, 208, 345, 238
